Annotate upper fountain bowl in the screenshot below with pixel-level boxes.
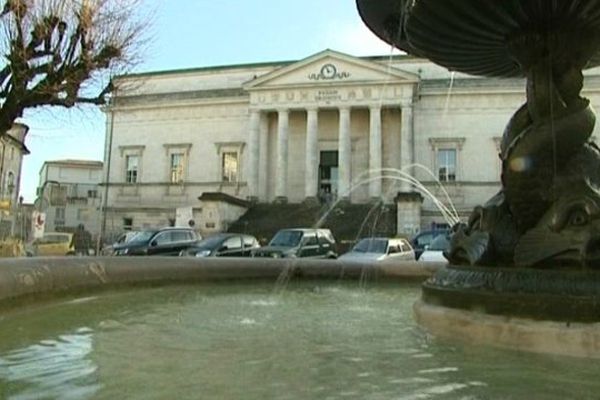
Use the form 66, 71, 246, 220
357, 0, 600, 77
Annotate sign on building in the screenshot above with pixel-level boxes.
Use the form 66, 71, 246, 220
32, 211, 46, 239
175, 207, 195, 228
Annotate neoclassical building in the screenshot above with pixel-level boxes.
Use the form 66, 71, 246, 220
102, 49, 600, 237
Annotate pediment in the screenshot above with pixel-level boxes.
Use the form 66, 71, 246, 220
244, 49, 418, 90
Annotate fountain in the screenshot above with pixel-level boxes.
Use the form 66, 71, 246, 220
357, 0, 600, 356
5, 2, 600, 395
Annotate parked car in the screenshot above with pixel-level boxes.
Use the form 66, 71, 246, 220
25, 232, 75, 257
339, 237, 415, 263
418, 233, 450, 262
112, 227, 200, 256
252, 228, 337, 259
179, 233, 260, 257
411, 229, 450, 260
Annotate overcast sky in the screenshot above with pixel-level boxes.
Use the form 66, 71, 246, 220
19, 0, 398, 202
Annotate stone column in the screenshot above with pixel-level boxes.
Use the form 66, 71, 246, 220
258, 114, 269, 202
400, 102, 414, 192
305, 108, 319, 201
395, 192, 424, 237
369, 105, 382, 199
338, 106, 352, 200
275, 109, 289, 203
247, 110, 261, 201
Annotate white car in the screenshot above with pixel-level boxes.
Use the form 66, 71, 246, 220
339, 238, 415, 263
418, 234, 450, 262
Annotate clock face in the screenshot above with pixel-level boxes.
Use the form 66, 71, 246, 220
321, 63, 337, 79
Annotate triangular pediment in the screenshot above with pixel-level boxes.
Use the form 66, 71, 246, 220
244, 49, 418, 90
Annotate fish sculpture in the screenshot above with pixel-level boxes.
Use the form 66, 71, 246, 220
447, 47, 600, 268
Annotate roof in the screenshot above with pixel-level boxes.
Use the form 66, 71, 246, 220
119, 51, 418, 80
4, 123, 30, 154
42, 159, 103, 169
198, 192, 250, 208
277, 228, 333, 233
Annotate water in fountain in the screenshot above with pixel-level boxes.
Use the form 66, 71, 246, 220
2, 284, 599, 399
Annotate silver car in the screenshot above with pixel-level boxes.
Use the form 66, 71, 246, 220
339, 238, 415, 262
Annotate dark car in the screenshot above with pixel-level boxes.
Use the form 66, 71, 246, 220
252, 228, 337, 259
410, 230, 450, 260
112, 227, 200, 256
179, 233, 260, 257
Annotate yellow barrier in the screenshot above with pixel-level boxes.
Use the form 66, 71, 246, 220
0, 238, 25, 257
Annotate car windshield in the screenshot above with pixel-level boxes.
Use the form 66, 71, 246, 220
129, 231, 156, 243
269, 230, 303, 247
352, 238, 388, 254
429, 235, 450, 251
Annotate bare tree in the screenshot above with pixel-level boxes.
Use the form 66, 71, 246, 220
0, 0, 148, 135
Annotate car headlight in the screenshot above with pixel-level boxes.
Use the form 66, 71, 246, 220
271, 253, 280, 258
195, 250, 211, 257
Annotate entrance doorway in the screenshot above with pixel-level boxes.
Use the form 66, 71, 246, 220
319, 151, 338, 202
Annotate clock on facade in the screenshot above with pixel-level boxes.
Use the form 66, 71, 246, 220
321, 63, 337, 79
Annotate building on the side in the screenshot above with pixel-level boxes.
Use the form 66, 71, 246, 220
102, 49, 600, 238
0, 123, 30, 239
37, 160, 103, 235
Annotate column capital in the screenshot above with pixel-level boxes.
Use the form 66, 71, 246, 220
400, 99, 414, 109
338, 105, 351, 112
305, 106, 319, 112
369, 104, 382, 112
277, 108, 289, 115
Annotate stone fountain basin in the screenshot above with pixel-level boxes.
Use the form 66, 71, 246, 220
0, 257, 439, 306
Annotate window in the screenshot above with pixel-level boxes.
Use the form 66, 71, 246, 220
223, 236, 242, 251
125, 155, 139, 183
437, 149, 457, 182
123, 218, 133, 231
87, 190, 98, 198
3, 171, 14, 197
414, 233, 433, 248
429, 137, 464, 183
170, 153, 184, 183
400, 240, 411, 252
388, 245, 400, 254
222, 152, 238, 182
154, 232, 173, 245
302, 234, 318, 246
54, 207, 65, 227
77, 208, 88, 221
243, 236, 258, 248
119, 145, 145, 184
163, 143, 192, 184
215, 142, 245, 183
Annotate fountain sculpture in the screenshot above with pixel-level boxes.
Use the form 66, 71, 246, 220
358, 0, 600, 355
358, 0, 600, 268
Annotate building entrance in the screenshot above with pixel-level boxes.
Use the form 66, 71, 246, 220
319, 151, 338, 202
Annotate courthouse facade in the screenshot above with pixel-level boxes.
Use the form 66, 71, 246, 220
103, 49, 600, 236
